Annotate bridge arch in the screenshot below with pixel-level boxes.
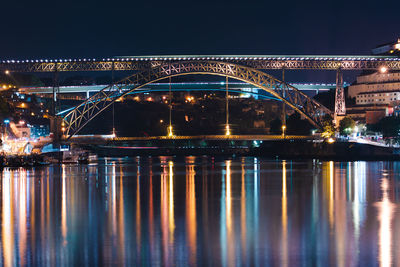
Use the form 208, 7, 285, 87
63, 61, 332, 138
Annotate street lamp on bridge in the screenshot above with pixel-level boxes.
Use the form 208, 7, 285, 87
282, 125, 286, 138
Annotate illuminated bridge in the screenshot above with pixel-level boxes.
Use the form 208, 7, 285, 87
1, 55, 400, 72
2, 54, 398, 139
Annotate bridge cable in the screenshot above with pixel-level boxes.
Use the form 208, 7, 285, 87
111, 63, 116, 137
168, 76, 173, 137
282, 67, 286, 138
225, 76, 230, 136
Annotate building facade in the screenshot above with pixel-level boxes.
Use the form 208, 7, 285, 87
347, 71, 400, 123
349, 72, 400, 99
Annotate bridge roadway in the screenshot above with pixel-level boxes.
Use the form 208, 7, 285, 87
69, 134, 314, 143
19, 82, 340, 96
1, 55, 400, 72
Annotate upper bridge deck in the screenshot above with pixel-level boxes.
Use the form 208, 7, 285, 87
1, 55, 399, 72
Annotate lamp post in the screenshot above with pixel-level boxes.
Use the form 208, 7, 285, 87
282, 125, 286, 139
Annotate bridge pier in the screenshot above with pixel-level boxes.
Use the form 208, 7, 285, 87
334, 69, 346, 127
50, 116, 63, 142
52, 66, 60, 116
282, 67, 286, 136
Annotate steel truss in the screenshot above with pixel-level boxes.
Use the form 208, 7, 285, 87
334, 69, 346, 116
1, 56, 400, 72
63, 61, 332, 138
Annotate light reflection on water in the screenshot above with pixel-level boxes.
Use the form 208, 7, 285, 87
1, 157, 400, 266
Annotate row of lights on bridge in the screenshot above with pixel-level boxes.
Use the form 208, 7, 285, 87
1, 57, 400, 64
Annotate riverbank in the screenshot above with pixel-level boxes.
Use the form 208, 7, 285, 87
78, 140, 400, 161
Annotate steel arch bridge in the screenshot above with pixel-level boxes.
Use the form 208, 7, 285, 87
62, 61, 332, 138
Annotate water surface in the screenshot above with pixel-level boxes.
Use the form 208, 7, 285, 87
1, 157, 400, 266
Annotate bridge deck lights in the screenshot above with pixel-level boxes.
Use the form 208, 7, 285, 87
282, 125, 286, 137
225, 125, 231, 136
167, 125, 174, 137
380, 66, 388, 73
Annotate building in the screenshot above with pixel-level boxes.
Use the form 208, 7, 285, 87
346, 105, 393, 124
356, 91, 400, 105
349, 71, 400, 99
347, 70, 400, 123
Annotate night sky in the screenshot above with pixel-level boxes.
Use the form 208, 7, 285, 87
1, 0, 399, 82
1, 0, 398, 58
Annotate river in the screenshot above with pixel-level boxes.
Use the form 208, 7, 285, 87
0, 156, 399, 266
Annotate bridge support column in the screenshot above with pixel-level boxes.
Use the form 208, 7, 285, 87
225, 76, 230, 136
50, 116, 63, 142
111, 62, 116, 137
282, 67, 286, 138
334, 69, 346, 127
52, 65, 59, 116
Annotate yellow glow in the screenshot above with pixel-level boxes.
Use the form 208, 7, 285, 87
225, 124, 231, 136
327, 137, 335, 144
186, 157, 197, 265
2, 172, 13, 267
185, 96, 194, 103
380, 66, 388, 73
168, 161, 175, 242
118, 169, 125, 262
149, 167, 154, 252
167, 125, 174, 137
161, 159, 169, 264
281, 161, 288, 267
329, 161, 334, 227
19, 170, 27, 266
5, 70, 10, 75
225, 160, 234, 267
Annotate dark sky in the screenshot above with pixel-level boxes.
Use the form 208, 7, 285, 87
1, 0, 399, 59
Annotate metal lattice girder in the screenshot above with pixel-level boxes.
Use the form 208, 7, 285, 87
1, 55, 400, 72
63, 61, 332, 138
334, 69, 346, 116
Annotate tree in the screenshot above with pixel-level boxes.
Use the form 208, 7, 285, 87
0, 96, 10, 120
372, 116, 400, 138
286, 113, 313, 135
321, 115, 335, 138
269, 118, 282, 134
339, 116, 355, 135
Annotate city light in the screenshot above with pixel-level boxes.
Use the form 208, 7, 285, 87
380, 66, 388, 73
185, 96, 194, 103
4, 70, 9, 75
225, 124, 231, 136
327, 137, 335, 143
282, 125, 286, 137
167, 125, 174, 137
